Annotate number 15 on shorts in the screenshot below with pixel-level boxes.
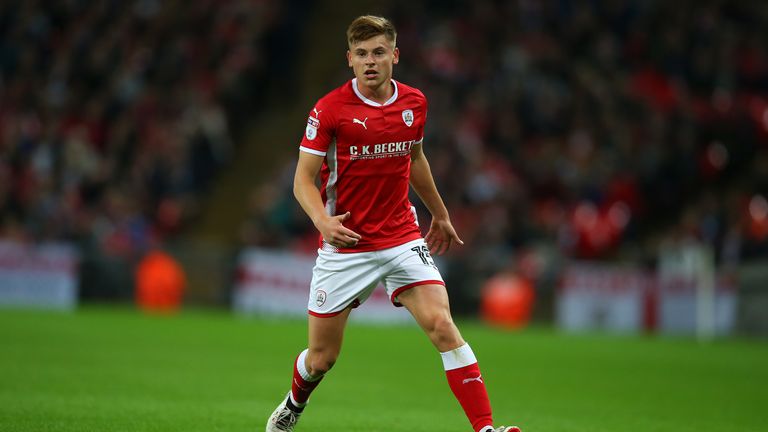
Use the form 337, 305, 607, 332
411, 245, 436, 268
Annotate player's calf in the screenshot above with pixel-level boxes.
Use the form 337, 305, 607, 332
291, 349, 324, 406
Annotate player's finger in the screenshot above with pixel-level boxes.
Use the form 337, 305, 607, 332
340, 227, 361, 240
329, 237, 356, 248
427, 242, 437, 255
426, 230, 440, 249
437, 239, 450, 255
341, 233, 359, 244
451, 232, 464, 246
338, 211, 352, 222
426, 238, 437, 253
429, 238, 443, 255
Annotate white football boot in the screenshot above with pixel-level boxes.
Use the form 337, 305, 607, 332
494, 427, 522, 432
265, 393, 301, 432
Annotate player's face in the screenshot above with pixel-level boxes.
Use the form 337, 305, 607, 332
347, 34, 399, 93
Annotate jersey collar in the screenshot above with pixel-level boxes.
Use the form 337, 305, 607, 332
351, 78, 399, 107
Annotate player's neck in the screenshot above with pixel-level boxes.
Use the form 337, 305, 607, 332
356, 79, 394, 104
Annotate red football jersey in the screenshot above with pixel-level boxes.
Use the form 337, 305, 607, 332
299, 78, 426, 252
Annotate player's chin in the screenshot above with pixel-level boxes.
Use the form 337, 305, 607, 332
360, 73, 381, 84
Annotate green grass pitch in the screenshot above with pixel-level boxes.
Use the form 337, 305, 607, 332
1, 307, 766, 432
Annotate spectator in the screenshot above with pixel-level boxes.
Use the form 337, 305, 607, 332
0, 0, 281, 253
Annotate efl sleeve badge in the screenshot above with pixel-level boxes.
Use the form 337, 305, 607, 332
306, 116, 320, 140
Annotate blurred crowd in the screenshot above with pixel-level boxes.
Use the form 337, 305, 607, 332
2, 1, 767, 303
394, 0, 768, 279
0, 0, 287, 260
241, 0, 768, 293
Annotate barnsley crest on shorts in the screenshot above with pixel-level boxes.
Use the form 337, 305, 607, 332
316, 290, 327, 307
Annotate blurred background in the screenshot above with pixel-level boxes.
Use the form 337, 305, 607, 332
1, 0, 766, 338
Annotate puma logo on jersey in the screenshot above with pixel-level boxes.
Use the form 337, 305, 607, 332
353, 117, 368, 130
462, 375, 484, 385
313, 108, 322, 117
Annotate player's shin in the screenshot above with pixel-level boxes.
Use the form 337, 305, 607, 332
441, 343, 494, 432
289, 348, 324, 410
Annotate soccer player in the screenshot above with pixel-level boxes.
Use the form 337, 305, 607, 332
266, 15, 521, 432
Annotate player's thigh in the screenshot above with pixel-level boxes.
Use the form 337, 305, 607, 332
397, 284, 465, 351
397, 283, 452, 325
380, 239, 461, 348
308, 306, 352, 357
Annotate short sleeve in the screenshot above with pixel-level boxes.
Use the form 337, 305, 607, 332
299, 99, 335, 156
415, 94, 428, 144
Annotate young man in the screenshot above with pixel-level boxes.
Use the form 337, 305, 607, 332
266, 15, 521, 432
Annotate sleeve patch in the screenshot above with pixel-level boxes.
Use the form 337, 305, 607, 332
305, 116, 319, 140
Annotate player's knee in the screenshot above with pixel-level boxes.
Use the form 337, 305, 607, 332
428, 314, 462, 349
308, 352, 337, 376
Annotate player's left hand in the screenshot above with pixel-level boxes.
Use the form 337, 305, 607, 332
424, 218, 464, 256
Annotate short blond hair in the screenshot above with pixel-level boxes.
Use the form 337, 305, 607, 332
346, 15, 397, 47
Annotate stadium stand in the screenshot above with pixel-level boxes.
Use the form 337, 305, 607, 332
241, 0, 767, 265
1, 1, 765, 311
0, 0, 285, 246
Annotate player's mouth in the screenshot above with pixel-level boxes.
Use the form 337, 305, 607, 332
363, 69, 378, 79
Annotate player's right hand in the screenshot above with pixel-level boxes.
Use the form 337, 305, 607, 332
318, 211, 362, 248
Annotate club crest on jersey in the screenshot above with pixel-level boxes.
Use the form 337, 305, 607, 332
306, 116, 320, 140
402, 109, 414, 127
316, 290, 327, 307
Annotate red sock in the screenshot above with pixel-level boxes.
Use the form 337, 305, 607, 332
443, 345, 493, 432
290, 349, 323, 405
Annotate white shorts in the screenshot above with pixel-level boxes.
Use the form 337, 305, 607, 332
307, 238, 444, 317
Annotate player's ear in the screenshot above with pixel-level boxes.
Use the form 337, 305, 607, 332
393, 47, 399, 65
347, 50, 352, 67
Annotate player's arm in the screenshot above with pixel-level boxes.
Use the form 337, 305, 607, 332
409, 142, 463, 255
294, 151, 361, 248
